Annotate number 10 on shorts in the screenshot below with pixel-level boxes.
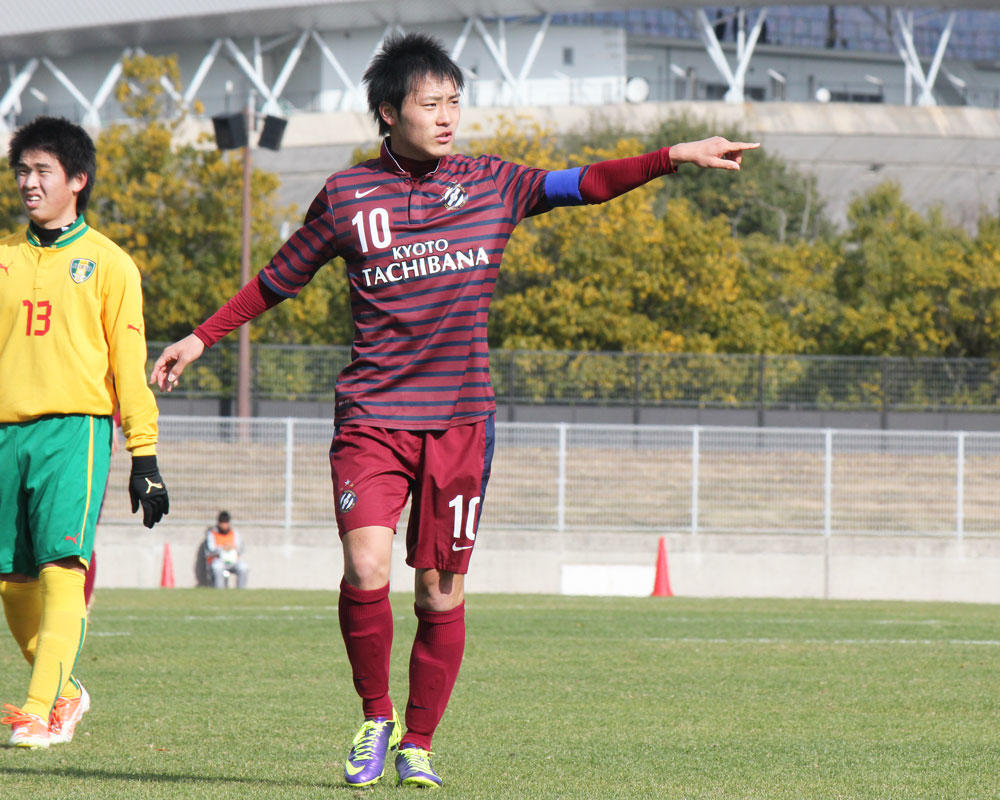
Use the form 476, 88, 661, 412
448, 494, 480, 548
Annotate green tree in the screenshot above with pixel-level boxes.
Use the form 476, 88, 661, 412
646, 115, 833, 242
962, 215, 1000, 358
739, 233, 840, 354
472, 118, 810, 355
833, 182, 973, 357
0, 54, 351, 346
91, 54, 352, 344
0, 180, 22, 234
12, 94, 1000, 366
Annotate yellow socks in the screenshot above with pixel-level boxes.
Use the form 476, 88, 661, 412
21, 567, 86, 718
0, 579, 42, 664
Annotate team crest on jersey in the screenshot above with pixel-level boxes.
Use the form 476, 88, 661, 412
338, 488, 358, 513
69, 258, 96, 284
440, 182, 468, 209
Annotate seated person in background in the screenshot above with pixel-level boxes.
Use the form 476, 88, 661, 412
204, 512, 248, 589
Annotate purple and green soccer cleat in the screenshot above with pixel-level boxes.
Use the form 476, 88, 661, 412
395, 744, 443, 788
343, 707, 402, 787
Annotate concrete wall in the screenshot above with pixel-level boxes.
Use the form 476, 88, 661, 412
95, 522, 1000, 604
242, 100, 1000, 232
6, 90, 996, 232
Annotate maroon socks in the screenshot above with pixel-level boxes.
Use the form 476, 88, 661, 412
338, 579, 394, 719
402, 602, 466, 750
339, 580, 467, 748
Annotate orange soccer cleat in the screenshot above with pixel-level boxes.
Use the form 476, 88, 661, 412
2, 704, 50, 748
49, 684, 91, 744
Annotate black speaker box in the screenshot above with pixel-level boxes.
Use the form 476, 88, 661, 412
258, 115, 287, 151
212, 113, 247, 150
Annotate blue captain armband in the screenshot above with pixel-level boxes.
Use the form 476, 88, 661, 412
543, 167, 586, 207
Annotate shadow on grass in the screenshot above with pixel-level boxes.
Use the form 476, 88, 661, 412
0, 763, 370, 792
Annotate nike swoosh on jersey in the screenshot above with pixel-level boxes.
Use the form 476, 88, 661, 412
354, 186, 379, 198
452, 543, 474, 551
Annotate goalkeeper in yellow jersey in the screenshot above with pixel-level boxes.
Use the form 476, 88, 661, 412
0, 116, 169, 748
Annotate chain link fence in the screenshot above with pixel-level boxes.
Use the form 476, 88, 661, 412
101, 418, 1000, 539
148, 343, 1000, 414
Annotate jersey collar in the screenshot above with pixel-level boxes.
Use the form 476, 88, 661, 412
379, 138, 442, 179
26, 214, 89, 249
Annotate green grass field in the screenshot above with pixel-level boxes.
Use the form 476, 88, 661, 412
1, 591, 997, 799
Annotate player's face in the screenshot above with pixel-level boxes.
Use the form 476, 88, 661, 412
15, 148, 85, 228
381, 74, 461, 161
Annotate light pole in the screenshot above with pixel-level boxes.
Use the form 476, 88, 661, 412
237, 91, 254, 420
212, 98, 287, 420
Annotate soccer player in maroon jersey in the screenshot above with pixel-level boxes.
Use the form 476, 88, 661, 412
151, 32, 758, 788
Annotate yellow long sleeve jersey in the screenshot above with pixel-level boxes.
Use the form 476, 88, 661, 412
0, 217, 158, 455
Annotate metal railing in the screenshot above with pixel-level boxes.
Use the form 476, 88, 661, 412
553, 10, 1000, 62
102, 418, 1000, 539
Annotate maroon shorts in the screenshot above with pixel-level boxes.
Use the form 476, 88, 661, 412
329, 416, 495, 574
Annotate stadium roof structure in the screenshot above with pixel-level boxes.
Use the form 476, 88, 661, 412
5, 2, 996, 49
7, 0, 998, 32
1, 1, 995, 127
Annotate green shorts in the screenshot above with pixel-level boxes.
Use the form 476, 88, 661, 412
0, 414, 112, 576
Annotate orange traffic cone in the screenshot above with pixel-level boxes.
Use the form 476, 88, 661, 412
651, 536, 673, 597
160, 542, 175, 588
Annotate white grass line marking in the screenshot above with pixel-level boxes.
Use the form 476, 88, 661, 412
647, 636, 1000, 647
181, 614, 340, 622
99, 613, 340, 623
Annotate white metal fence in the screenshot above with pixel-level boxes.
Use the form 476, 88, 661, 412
101, 418, 1000, 539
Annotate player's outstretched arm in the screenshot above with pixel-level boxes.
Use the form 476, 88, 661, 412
557, 137, 761, 208
668, 137, 760, 170
150, 333, 205, 392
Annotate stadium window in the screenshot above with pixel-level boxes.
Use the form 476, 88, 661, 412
705, 82, 728, 100
704, 84, 765, 101
768, 69, 787, 101
829, 91, 884, 103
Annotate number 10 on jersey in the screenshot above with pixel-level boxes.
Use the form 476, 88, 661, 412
351, 208, 391, 253
448, 494, 481, 547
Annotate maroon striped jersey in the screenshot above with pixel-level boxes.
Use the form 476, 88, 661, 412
260, 140, 549, 430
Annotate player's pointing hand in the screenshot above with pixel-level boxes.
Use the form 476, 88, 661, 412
150, 333, 205, 392
668, 136, 760, 170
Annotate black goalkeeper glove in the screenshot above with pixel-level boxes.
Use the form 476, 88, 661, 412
129, 454, 169, 528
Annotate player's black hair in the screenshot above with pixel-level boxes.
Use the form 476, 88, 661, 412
364, 32, 465, 136
8, 116, 97, 214
218, 511, 231, 523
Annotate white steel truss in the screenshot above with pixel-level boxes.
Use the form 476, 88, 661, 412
1, 52, 130, 131
686, 6, 768, 103
470, 14, 552, 104
0, 8, 967, 131
0, 15, 554, 132
0, 59, 39, 123
681, 5, 959, 107
893, 9, 957, 107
